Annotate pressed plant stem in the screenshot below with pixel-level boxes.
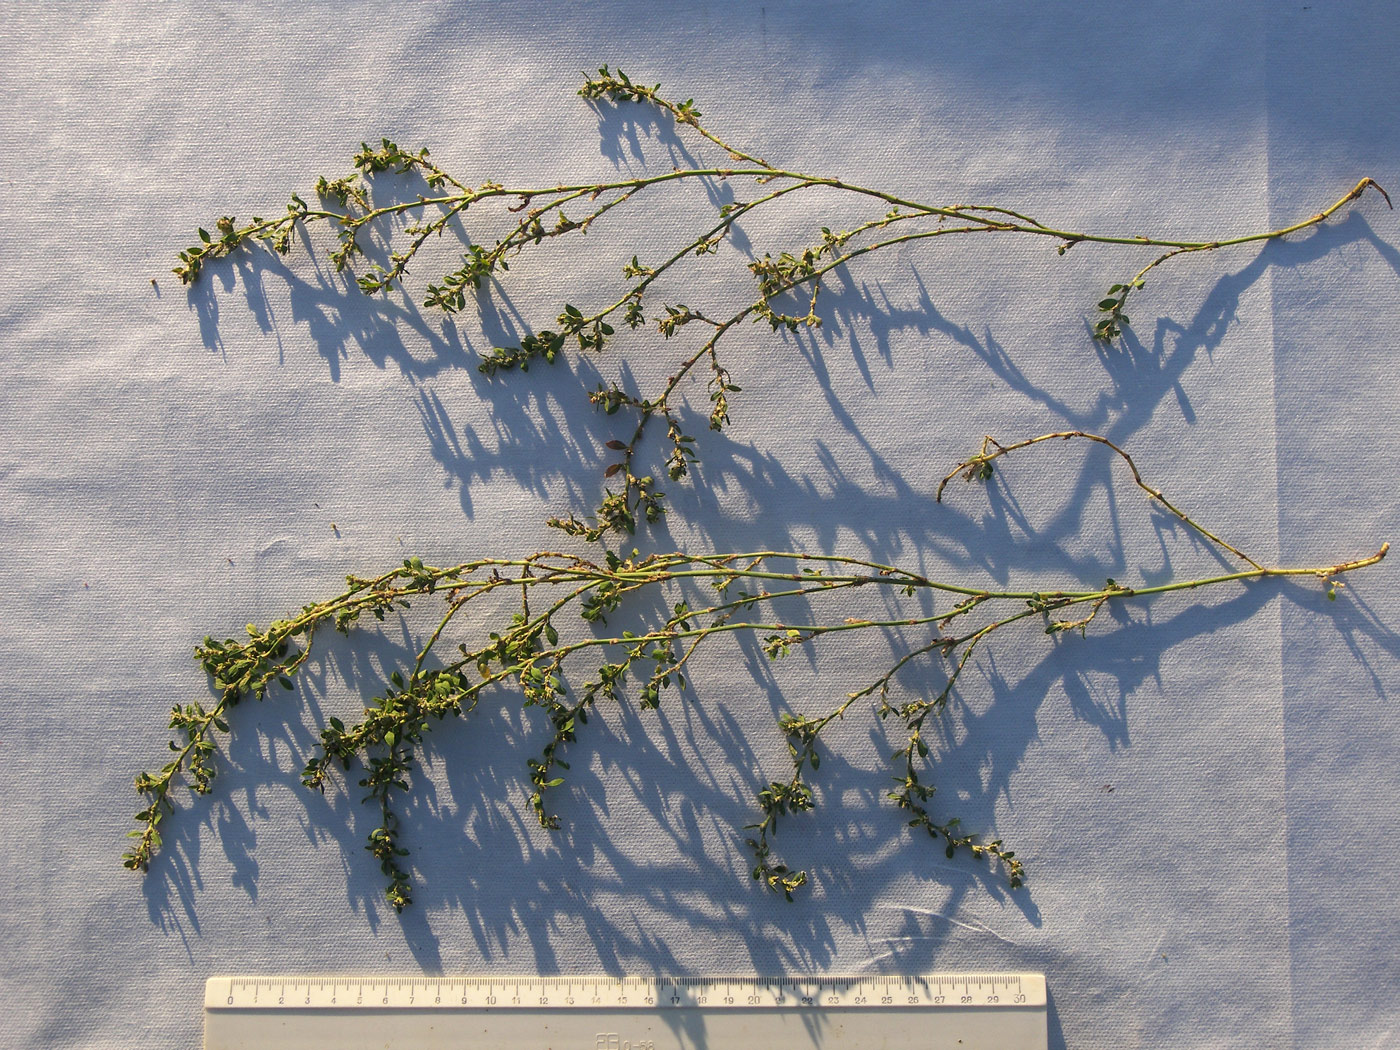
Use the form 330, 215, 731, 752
192, 170, 1385, 280
126, 432, 1388, 910
938, 430, 1265, 569
172, 69, 1389, 538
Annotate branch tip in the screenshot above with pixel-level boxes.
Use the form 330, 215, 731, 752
1361, 177, 1393, 209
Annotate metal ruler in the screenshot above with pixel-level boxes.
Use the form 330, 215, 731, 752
205, 973, 1046, 1049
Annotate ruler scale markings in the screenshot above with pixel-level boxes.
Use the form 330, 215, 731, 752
205, 973, 1046, 1049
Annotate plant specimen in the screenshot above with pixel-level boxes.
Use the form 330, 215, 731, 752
124, 432, 1387, 910
168, 67, 1389, 540
132, 70, 1390, 912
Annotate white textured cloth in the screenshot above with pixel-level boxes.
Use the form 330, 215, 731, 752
2, 4, 1397, 1048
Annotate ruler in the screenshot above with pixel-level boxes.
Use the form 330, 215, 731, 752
205, 973, 1046, 1049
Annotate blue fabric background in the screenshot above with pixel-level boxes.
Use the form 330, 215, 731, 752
1, 4, 1396, 1047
